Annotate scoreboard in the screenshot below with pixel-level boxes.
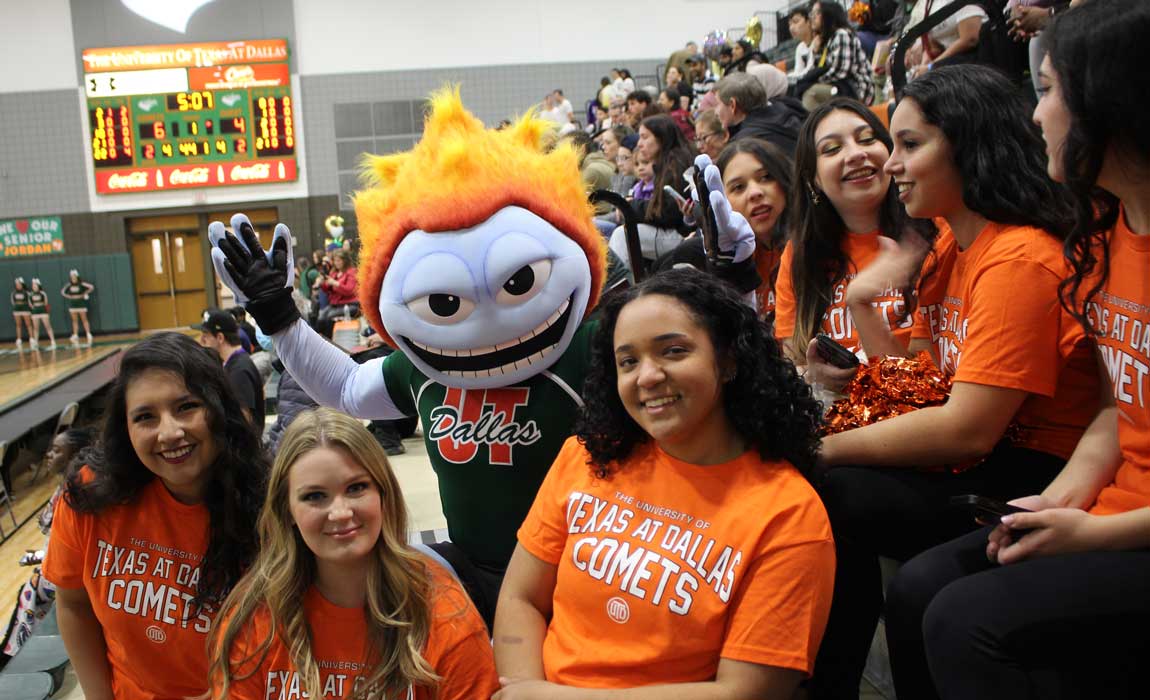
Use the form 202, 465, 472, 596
81, 40, 299, 194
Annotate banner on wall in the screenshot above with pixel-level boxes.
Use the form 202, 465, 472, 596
0, 217, 65, 258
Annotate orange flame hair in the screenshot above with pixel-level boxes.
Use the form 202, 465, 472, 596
353, 86, 607, 346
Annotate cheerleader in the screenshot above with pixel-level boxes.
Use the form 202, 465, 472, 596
60, 270, 95, 346
27, 278, 56, 351
10, 277, 33, 350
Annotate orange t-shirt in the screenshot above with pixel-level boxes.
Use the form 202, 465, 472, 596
912, 222, 1099, 459
773, 231, 918, 355
1089, 212, 1150, 515
215, 561, 498, 700
43, 473, 214, 700
518, 437, 835, 687
755, 246, 783, 320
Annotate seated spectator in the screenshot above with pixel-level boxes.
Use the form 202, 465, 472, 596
2, 427, 93, 659
788, 6, 816, 80
886, 4, 1150, 698
209, 408, 498, 700
44, 332, 266, 700
629, 154, 655, 205
727, 38, 770, 73
598, 124, 632, 165
624, 89, 658, 128
563, 131, 615, 223
315, 248, 360, 338
229, 305, 272, 384
773, 98, 939, 373
608, 115, 696, 265
692, 110, 729, 161
611, 134, 639, 199
747, 63, 791, 101
493, 268, 834, 697
903, 0, 988, 74
657, 140, 793, 322
685, 55, 714, 98
715, 73, 806, 155
597, 76, 615, 114
718, 45, 735, 75
664, 65, 695, 110
796, 2, 876, 110
612, 68, 636, 99
809, 66, 1096, 699
195, 309, 266, 433
658, 87, 696, 141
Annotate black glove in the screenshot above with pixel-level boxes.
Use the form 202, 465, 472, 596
208, 213, 300, 334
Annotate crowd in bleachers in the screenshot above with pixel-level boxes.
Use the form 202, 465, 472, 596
5, 1, 1150, 698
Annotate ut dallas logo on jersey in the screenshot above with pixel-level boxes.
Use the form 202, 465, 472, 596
426, 387, 543, 465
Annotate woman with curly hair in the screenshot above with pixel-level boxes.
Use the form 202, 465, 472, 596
210, 408, 497, 700
810, 65, 1101, 699
493, 268, 834, 699
880, 3, 1150, 697
43, 332, 267, 700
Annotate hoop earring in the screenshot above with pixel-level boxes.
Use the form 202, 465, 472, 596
806, 181, 822, 205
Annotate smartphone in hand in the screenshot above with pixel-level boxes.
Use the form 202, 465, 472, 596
950, 495, 1033, 529
815, 333, 860, 370
663, 185, 688, 207
688, 167, 721, 265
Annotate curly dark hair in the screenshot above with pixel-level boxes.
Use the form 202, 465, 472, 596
64, 332, 268, 610
900, 65, 1073, 239
575, 268, 822, 479
1048, 0, 1150, 330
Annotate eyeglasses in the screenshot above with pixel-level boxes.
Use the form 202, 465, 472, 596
694, 132, 719, 146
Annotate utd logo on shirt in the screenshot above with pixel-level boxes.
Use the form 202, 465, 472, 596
427, 387, 542, 465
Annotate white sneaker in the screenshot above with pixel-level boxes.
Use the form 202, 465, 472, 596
46, 343, 57, 351
15, 338, 22, 350
70, 334, 79, 345
30, 339, 38, 350
85, 334, 93, 347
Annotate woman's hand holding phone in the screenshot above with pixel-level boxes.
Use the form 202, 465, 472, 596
804, 336, 859, 395
985, 495, 1104, 565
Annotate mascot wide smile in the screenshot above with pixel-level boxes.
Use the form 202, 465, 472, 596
210, 87, 607, 626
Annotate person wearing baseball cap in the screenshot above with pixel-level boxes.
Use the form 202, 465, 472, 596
193, 309, 264, 432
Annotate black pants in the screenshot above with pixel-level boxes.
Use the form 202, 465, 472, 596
427, 541, 506, 635
315, 302, 360, 339
887, 527, 1150, 699
810, 446, 1064, 699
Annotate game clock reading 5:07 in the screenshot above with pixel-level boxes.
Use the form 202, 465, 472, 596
88, 86, 295, 167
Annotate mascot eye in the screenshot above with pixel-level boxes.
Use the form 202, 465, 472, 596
407, 293, 476, 325
495, 260, 552, 305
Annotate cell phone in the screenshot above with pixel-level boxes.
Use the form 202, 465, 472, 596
663, 185, 689, 206
689, 166, 721, 266
949, 495, 1032, 527
815, 333, 860, 369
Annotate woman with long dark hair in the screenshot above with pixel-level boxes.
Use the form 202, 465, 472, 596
774, 97, 940, 385
607, 114, 696, 266
882, 3, 1150, 698
656, 139, 794, 322
43, 332, 267, 700
810, 66, 1099, 699
494, 268, 834, 698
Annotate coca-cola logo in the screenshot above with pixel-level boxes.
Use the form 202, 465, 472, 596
230, 163, 271, 181
170, 167, 210, 185
224, 65, 255, 83
107, 171, 149, 189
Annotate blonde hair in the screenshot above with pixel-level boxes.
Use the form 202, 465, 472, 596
208, 408, 438, 699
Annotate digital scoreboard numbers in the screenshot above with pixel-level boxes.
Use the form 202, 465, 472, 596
81, 40, 299, 194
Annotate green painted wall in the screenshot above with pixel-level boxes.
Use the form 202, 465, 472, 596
0, 254, 138, 340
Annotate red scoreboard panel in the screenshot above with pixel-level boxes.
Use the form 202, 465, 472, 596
81, 40, 299, 194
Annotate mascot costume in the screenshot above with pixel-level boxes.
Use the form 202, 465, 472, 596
210, 87, 753, 627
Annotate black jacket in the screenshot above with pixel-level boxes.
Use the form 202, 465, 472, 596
728, 98, 807, 156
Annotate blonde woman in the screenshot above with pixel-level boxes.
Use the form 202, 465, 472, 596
209, 408, 497, 700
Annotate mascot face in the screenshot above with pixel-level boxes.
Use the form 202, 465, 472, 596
354, 88, 606, 390
381, 206, 591, 388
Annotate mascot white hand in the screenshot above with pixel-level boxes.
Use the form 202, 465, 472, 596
207, 88, 608, 630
